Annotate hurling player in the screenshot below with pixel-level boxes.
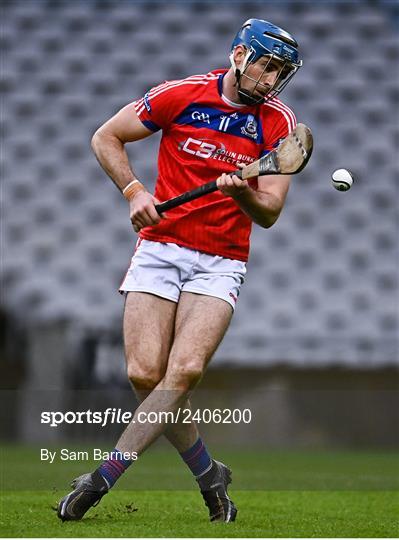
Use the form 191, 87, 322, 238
58, 19, 302, 523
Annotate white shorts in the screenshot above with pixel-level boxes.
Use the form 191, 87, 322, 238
119, 239, 246, 310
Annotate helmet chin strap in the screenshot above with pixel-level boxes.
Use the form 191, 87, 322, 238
238, 83, 264, 106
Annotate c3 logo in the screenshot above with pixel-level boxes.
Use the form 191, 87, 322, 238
181, 137, 224, 159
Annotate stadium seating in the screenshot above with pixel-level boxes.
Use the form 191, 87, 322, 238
2, 1, 398, 366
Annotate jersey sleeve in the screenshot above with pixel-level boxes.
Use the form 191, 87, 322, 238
132, 80, 189, 132
260, 101, 297, 157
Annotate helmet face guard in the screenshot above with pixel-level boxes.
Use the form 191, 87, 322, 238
230, 19, 302, 105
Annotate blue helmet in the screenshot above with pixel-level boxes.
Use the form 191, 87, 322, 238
230, 19, 302, 104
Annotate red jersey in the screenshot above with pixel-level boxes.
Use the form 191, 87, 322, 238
134, 69, 296, 262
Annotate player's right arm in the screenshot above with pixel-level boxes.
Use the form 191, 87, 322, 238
91, 103, 162, 232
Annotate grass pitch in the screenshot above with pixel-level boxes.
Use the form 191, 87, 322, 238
1, 446, 398, 537
2, 490, 398, 538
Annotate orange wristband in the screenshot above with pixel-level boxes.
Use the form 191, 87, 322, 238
122, 179, 145, 201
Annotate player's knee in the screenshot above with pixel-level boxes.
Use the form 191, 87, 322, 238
166, 361, 204, 391
127, 364, 164, 391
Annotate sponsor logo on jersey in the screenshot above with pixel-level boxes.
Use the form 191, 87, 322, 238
178, 137, 256, 165
143, 93, 152, 112
241, 114, 258, 140
179, 137, 225, 159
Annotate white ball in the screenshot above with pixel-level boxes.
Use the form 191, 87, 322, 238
332, 168, 354, 191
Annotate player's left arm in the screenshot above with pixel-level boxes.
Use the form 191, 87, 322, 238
217, 170, 291, 228
218, 107, 297, 227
